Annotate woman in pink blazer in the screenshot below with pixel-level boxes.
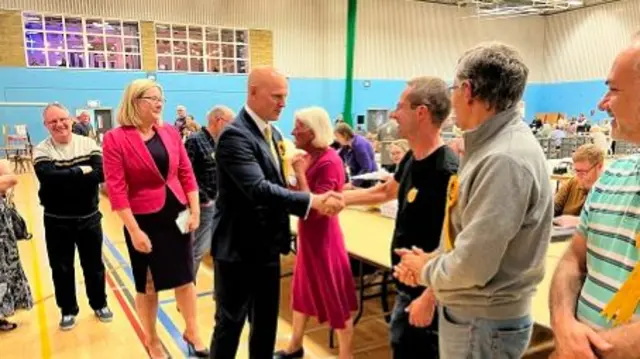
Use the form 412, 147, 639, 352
103, 79, 208, 358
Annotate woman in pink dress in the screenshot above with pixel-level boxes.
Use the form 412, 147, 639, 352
274, 107, 358, 359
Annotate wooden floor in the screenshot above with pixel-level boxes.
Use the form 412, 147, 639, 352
0, 173, 393, 359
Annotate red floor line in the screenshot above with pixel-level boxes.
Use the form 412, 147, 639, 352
105, 268, 147, 347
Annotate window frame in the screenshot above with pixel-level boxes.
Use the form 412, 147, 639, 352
154, 22, 251, 75
21, 11, 143, 71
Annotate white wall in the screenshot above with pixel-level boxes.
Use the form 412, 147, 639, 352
355, 0, 546, 82
543, 0, 640, 82
0, 0, 346, 78
1, 0, 637, 83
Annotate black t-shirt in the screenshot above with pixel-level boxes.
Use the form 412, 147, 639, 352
391, 145, 459, 298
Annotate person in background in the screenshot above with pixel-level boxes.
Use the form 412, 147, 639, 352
549, 40, 640, 359
175, 105, 188, 133
275, 107, 357, 359
334, 122, 377, 189
551, 124, 567, 148
342, 76, 458, 358
185, 105, 235, 277
554, 144, 605, 228
382, 139, 410, 173
181, 115, 201, 140
394, 42, 553, 358
447, 137, 465, 159
33, 103, 112, 331
72, 112, 94, 138
209, 67, 344, 359
0, 159, 33, 331
103, 79, 207, 358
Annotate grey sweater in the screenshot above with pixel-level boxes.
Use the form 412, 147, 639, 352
421, 107, 553, 319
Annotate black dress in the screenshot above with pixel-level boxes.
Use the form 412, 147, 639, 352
124, 133, 195, 293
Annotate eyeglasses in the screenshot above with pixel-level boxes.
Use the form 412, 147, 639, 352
574, 165, 596, 176
139, 96, 166, 103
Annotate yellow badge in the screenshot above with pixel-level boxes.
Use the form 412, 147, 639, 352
407, 187, 418, 203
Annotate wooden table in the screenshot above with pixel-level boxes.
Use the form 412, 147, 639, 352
292, 208, 572, 328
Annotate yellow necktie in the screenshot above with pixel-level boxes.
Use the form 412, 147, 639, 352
264, 126, 278, 163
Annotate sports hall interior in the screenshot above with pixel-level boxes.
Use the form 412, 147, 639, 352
0, 0, 638, 358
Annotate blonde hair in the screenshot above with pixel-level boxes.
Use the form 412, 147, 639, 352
573, 144, 605, 166
295, 106, 334, 148
117, 79, 164, 128
390, 139, 410, 153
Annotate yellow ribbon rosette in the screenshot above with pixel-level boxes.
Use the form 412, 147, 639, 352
443, 175, 459, 252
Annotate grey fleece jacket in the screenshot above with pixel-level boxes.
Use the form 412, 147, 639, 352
420, 107, 553, 320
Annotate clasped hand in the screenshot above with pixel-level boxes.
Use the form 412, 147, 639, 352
311, 191, 345, 216
393, 246, 439, 287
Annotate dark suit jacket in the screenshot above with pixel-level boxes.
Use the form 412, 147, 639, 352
211, 108, 311, 263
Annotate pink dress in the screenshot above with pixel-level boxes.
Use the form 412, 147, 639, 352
291, 148, 358, 329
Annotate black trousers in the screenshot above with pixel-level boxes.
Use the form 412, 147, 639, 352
43, 213, 106, 316
210, 259, 280, 359
390, 291, 439, 359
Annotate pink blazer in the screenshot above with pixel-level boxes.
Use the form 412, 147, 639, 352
102, 124, 198, 214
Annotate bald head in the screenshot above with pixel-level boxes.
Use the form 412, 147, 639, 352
207, 105, 235, 138
246, 66, 288, 122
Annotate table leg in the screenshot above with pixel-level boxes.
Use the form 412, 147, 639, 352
380, 271, 390, 323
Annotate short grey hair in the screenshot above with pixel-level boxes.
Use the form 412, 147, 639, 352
455, 42, 529, 113
207, 105, 235, 120
295, 106, 334, 148
42, 102, 69, 119
406, 76, 451, 125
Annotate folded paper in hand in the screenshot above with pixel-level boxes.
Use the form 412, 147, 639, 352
175, 209, 191, 234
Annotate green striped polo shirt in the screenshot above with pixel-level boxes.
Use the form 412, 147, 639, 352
576, 155, 640, 329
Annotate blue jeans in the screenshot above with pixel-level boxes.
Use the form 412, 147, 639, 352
193, 202, 215, 277
438, 306, 533, 359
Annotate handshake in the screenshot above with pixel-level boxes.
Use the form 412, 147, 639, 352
310, 191, 345, 216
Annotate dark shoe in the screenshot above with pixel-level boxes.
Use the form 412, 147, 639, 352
59, 315, 76, 331
0, 319, 18, 331
95, 307, 114, 323
183, 334, 209, 358
273, 348, 304, 359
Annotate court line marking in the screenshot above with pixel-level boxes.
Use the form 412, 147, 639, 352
158, 290, 213, 305
23, 177, 52, 359
103, 252, 152, 353
103, 235, 189, 356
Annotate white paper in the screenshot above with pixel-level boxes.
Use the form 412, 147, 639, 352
175, 209, 191, 234
350, 169, 391, 181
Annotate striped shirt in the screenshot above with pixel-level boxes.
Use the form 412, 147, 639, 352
576, 155, 640, 329
33, 134, 103, 218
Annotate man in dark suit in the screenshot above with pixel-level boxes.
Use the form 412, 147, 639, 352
209, 66, 344, 359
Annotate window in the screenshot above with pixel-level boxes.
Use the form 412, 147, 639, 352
155, 23, 249, 74
22, 12, 142, 70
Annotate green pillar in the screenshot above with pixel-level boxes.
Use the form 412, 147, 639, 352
343, 0, 358, 127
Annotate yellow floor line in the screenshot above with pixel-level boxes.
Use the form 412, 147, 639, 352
23, 175, 52, 358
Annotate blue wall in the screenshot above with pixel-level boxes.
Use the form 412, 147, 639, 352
535, 80, 609, 121
0, 67, 610, 144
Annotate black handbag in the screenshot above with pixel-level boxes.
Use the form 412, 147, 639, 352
4, 196, 32, 241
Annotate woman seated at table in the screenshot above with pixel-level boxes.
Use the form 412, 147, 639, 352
275, 107, 357, 359
382, 139, 409, 174
334, 122, 377, 189
554, 144, 604, 227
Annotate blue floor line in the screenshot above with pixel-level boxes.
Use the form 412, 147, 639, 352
103, 235, 189, 356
